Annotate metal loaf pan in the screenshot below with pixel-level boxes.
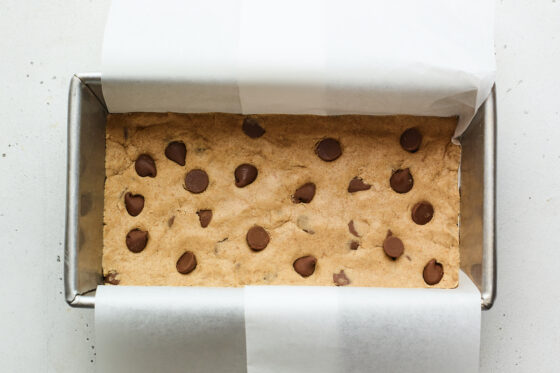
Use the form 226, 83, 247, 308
64, 73, 497, 309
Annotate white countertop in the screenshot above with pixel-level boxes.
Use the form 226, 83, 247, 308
1, 0, 559, 371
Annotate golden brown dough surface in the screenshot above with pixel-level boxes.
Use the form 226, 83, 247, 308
103, 113, 460, 288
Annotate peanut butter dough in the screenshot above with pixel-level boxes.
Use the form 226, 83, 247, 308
103, 113, 460, 288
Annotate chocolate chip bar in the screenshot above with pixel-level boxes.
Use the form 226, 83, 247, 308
103, 113, 460, 288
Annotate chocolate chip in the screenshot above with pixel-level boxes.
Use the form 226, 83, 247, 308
350, 241, 360, 250
333, 270, 351, 286
124, 193, 144, 216
123, 127, 128, 140
400, 127, 422, 153
383, 231, 404, 259
390, 168, 413, 193
168, 216, 175, 227
315, 138, 342, 162
185, 169, 209, 193
246, 225, 270, 251
235, 164, 258, 188
165, 141, 186, 166
176, 251, 197, 274
135, 154, 157, 177
411, 201, 434, 225
242, 117, 265, 138
348, 177, 371, 193
293, 255, 317, 277
292, 182, 316, 203
126, 229, 148, 253
348, 220, 360, 237
423, 259, 444, 285
104, 270, 120, 285
197, 209, 212, 228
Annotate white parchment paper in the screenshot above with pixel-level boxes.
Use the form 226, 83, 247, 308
95, 273, 480, 373
98, 1, 489, 371
101, 0, 495, 139
244, 271, 481, 373
95, 286, 247, 373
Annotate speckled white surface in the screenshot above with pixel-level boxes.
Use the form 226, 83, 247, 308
0, 0, 559, 371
